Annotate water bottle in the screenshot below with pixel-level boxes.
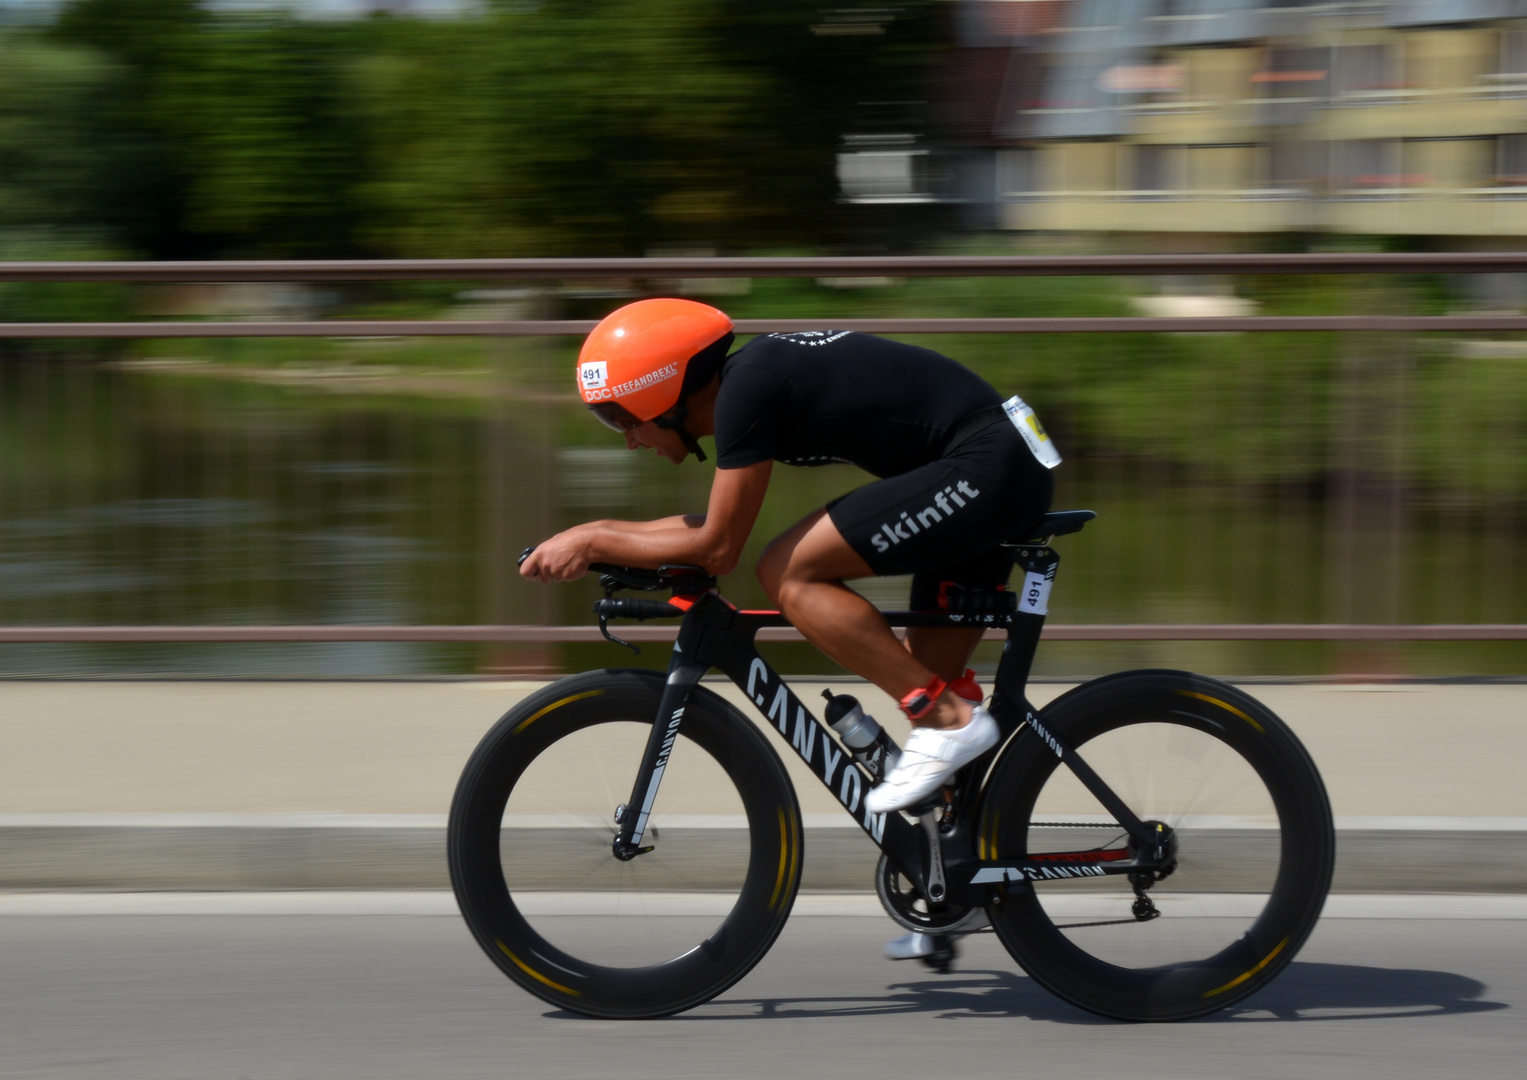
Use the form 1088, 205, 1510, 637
821, 690, 901, 782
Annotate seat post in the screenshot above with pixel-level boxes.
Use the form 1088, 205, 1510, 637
990, 544, 1059, 724
989, 509, 1092, 719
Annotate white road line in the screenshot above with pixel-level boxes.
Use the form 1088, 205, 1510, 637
0, 892, 1524, 919
3, 813, 1524, 831
0, 813, 449, 830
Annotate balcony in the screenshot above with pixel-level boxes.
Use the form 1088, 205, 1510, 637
1001, 187, 1527, 235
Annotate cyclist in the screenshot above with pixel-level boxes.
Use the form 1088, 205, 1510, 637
522, 298, 1057, 940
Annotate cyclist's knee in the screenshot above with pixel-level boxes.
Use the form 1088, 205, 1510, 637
755, 542, 786, 604
757, 514, 819, 602
773, 575, 815, 613
756, 548, 818, 610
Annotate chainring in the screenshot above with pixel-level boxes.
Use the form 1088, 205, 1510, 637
875, 853, 989, 935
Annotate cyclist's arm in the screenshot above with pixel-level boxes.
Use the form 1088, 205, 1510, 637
587, 513, 705, 533
520, 460, 772, 582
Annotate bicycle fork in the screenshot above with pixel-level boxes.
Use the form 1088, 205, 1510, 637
612, 653, 708, 859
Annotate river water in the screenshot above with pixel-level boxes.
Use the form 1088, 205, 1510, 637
2, 354, 1523, 678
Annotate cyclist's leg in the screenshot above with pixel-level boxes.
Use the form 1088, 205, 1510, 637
905, 544, 1024, 693
825, 426, 1050, 811
757, 426, 1049, 732
904, 626, 985, 684
756, 509, 973, 732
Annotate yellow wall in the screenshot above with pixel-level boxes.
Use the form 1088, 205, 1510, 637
1186, 47, 1259, 104
1189, 145, 1256, 191
1016, 23, 1527, 235
1404, 29, 1493, 92
1045, 142, 1119, 192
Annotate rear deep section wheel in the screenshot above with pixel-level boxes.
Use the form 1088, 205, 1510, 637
448, 669, 803, 1018
980, 670, 1334, 1021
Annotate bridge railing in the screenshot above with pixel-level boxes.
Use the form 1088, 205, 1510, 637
4, 252, 1525, 645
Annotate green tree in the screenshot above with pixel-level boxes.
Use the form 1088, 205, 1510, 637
49, 0, 209, 255
353, 0, 940, 256
32, 0, 941, 257
167, 18, 368, 255
0, 31, 116, 231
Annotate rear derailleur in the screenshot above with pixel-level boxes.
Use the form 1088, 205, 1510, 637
1128, 820, 1179, 921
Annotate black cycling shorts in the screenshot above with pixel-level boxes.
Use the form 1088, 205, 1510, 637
826, 416, 1054, 609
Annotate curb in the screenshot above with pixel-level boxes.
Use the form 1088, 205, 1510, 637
2, 816, 1525, 893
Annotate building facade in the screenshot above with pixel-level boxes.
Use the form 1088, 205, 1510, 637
989, 0, 1527, 239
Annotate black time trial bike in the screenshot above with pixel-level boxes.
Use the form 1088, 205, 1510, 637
447, 510, 1334, 1021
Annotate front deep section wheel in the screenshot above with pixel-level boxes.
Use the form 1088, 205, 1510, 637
980, 670, 1334, 1021
448, 669, 803, 1018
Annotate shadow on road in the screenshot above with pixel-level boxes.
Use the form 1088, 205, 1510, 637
1221, 961, 1509, 1022
569, 960, 1506, 1023
598, 970, 1109, 1023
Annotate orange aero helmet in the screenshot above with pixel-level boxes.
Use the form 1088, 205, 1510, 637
577, 299, 734, 450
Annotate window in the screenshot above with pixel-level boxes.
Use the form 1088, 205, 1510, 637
1133, 144, 1185, 196
1269, 140, 1324, 194
836, 136, 932, 203
1501, 28, 1527, 76
1494, 28, 1527, 97
1335, 139, 1404, 193
1335, 43, 1403, 98
997, 148, 1039, 200
1497, 133, 1527, 186
1253, 46, 1330, 99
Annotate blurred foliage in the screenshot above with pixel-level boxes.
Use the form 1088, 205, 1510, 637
7, 352, 1527, 676
113, 256, 1527, 507
0, 3, 1523, 507
1413, 349, 1527, 502
0, 31, 113, 230
2, 0, 940, 257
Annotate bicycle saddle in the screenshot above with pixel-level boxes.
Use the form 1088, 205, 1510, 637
1004, 509, 1096, 546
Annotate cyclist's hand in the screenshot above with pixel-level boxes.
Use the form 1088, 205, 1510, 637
519, 530, 591, 583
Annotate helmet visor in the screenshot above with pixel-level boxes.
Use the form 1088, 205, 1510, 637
588, 400, 646, 432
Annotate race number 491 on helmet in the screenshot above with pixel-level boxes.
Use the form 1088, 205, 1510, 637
577, 299, 734, 460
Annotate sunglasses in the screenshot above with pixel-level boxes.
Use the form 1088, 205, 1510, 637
588, 401, 647, 432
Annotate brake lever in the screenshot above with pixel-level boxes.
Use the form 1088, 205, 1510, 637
524, 543, 642, 653
598, 610, 640, 655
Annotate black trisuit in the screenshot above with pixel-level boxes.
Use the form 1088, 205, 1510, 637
712, 331, 1054, 608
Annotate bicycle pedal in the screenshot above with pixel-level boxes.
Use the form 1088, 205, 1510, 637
919, 934, 958, 973
884, 932, 936, 961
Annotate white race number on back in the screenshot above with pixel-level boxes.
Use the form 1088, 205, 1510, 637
1002, 395, 1062, 469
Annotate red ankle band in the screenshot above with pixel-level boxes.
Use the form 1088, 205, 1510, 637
899, 676, 948, 720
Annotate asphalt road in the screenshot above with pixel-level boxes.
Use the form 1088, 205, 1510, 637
2, 903, 1522, 1080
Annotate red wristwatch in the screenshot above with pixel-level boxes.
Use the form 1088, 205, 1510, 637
899, 676, 948, 720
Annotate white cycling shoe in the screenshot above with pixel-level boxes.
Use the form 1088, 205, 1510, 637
885, 907, 991, 962
864, 705, 999, 815
885, 932, 942, 961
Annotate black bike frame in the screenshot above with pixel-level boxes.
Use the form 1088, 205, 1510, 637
607, 544, 1167, 909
